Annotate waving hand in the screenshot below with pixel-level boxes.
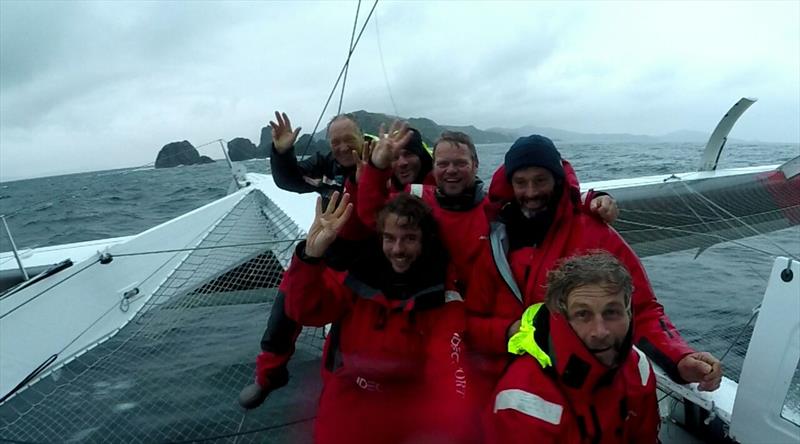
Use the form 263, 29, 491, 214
270, 111, 302, 154
369, 120, 413, 169
304, 192, 354, 258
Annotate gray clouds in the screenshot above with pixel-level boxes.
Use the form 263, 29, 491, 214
1, 0, 798, 180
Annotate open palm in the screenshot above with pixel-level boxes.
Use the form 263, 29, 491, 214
370, 120, 412, 169
269, 111, 301, 154
304, 192, 354, 258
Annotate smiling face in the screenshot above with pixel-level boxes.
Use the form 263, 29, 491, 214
327, 118, 362, 168
393, 149, 422, 185
380, 213, 423, 273
565, 284, 631, 367
432, 141, 477, 196
511, 166, 556, 217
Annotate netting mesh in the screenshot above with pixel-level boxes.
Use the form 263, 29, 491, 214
0, 190, 324, 443
1, 165, 798, 442
613, 171, 800, 383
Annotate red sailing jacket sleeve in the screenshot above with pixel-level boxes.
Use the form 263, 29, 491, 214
356, 162, 395, 229
604, 231, 695, 382
282, 249, 353, 327
336, 178, 372, 240
464, 248, 518, 356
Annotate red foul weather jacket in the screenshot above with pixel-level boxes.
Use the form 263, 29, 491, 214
357, 162, 489, 287
465, 164, 694, 403
483, 304, 660, 444
282, 242, 475, 444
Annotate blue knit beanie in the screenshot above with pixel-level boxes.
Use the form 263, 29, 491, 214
504, 135, 565, 182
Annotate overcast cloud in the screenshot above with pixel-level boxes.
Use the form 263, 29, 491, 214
1, 0, 798, 180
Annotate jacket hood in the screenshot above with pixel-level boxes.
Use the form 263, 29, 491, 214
509, 303, 634, 395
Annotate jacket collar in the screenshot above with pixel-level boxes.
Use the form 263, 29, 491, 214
486, 182, 579, 305
519, 304, 634, 396
434, 178, 486, 211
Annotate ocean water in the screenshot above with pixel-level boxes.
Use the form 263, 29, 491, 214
2, 141, 799, 353
1, 141, 799, 440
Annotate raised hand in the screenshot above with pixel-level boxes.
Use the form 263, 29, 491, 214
369, 120, 413, 169
590, 195, 619, 224
269, 111, 302, 154
304, 192, 354, 258
352, 139, 374, 183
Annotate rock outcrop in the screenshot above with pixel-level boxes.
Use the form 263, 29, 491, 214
155, 141, 201, 168
157, 111, 516, 167
228, 137, 262, 161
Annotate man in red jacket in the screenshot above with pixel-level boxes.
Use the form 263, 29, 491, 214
484, 252, 660, 444
283, 192, 471, 444
241, 116, 435, 409
358, 127, 618, 290
466, 134, 722, 405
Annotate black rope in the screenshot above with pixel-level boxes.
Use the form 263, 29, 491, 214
719, 305, 760, 362
337, 0, 362, 114
164, 415, 316, 444
299, 0, 380, 158
0, 354, 57, 404
0, 259, 100, 321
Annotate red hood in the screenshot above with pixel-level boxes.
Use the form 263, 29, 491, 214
486, 160, 583, 220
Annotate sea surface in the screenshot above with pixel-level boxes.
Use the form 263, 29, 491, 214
1, 140, 799, 441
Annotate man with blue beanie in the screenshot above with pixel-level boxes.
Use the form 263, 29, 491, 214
466, 135, 723, 412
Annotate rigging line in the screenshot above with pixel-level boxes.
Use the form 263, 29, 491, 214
111, 238, 305, 258
1, 269, 153, 404
679, 180, 798, 260
338, 0, 362, 115
719, 303, 761, 362
0, 259, 100, 321
299, 0, 380, 159
0, 354, 57, 404
374, 12, 398, 116
621, 205, 800, 220
616, 218, 786, 258
1, 225, 241, 413
0, 231, 199, 404
666, 181, 729, 244
675, 182, 754, 251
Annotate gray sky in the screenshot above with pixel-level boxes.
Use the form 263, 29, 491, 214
1, 0, 798, 180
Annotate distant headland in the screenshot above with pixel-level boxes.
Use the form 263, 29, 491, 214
154, 109, 762, 168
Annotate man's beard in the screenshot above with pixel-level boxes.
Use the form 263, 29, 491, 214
519, 197, 550, 218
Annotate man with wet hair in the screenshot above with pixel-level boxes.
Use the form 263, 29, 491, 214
466, 134, 722, 407
283, 192, 470, 444
483, 252, 660, 443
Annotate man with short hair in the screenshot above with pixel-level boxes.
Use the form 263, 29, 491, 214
284, 192, 470, 444
483, 252, 660, 444
269, 111, 362, 198
359, 129, 493, 285
466, 134, 722, 406
359, 128, 616, 291
389, 127, 435, 189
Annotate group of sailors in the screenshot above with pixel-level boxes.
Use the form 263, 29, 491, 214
238, 111, 724, 443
